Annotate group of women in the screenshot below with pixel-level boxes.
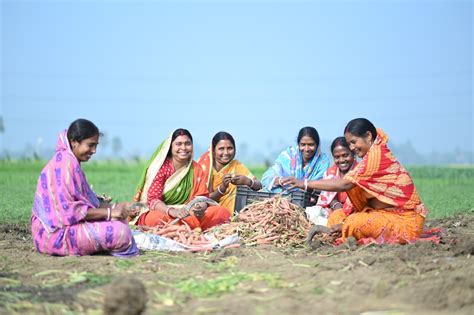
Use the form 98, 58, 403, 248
31, 117, 429, 257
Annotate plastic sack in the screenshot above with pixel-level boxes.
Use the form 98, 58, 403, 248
305, 205, 329, 226
132, 230, 239, 252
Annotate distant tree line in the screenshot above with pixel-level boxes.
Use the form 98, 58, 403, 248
0, 130, 472, 165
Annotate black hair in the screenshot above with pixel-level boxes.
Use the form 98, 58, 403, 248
344, 118, 377, 140
67, 119, 100, 143
212, 131, 236, 150
330, 137, 352, 156
297, 126, 320, 147
171, 128, 193, 143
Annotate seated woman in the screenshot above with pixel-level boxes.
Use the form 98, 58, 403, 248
283, 118, 428, 244
197, 131, 262, 215
133, 129, 231, 231
31, 119, 139, 257
261, 126, 330, 193
306, 137, 357, 225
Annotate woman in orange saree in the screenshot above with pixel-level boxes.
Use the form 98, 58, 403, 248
197, 131, 262, 215
132, 129, 230, 231
283, 118, 428, 245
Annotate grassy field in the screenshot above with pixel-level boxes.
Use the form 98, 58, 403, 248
1, 161, 473, 315
0, 161, 473, 224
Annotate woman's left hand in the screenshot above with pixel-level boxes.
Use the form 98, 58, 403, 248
230, 174, 248, 186
191, 201, 208, 218
281, 176, 303, 190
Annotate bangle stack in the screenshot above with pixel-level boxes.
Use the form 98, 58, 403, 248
248, 177, 255, 189
304, 178, 308, 191
166, 207, 173, 218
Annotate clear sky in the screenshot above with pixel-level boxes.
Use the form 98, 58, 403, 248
1, 0, 472, 162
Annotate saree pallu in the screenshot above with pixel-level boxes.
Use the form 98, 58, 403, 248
327, 129, 428, 244
31, 130, 138, 257
133, 135, 192, 205
261, 144, 329, 193
198, 148, 254, 215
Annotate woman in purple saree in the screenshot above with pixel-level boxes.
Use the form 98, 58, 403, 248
31, 119, 139, 257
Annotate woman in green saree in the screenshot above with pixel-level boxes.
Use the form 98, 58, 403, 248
133, 129, 230, 231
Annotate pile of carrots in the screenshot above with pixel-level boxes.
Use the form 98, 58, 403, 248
139, 196, 311, 250
138, 222, 240, 252
207, 196, 311, 247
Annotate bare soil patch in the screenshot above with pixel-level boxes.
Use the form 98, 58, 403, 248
1, 214, 473, 314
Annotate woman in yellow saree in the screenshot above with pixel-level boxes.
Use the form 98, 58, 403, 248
197, 131, 262, 215
283, 118, 428, 245
133, 129, 230, 231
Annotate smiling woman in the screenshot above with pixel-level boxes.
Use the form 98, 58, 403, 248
133, 128, 230, 231
30, 119, 139, 257
197, 131, 262, 215
306, 137, 357, 225
285, 118, 430, 245
261, 126, 330, 193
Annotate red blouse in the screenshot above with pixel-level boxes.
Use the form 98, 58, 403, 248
147, 158, 175, 209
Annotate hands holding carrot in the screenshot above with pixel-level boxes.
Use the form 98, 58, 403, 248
190, 201, 208, 219
230, 174, 249, 186
277, 176, 304, 190
168, 207, 189, 219
218, 174, 233, 194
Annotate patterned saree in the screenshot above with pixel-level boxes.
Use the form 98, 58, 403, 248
327, 129, 428, 244
261, 144, 330, 193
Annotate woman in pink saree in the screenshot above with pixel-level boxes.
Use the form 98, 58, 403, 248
31, 119, 139, 257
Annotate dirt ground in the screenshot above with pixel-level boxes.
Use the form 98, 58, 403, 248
1, 214, 473, 315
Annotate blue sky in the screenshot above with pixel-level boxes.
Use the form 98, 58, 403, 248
1, 0, 472, 162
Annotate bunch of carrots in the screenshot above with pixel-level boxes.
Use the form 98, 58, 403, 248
207, 196, 311, 247
138, 222, 240, 252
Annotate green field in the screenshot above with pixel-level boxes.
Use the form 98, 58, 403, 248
1, 161, 473, 224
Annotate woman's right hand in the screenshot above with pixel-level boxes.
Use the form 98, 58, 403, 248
222, 174, 232, 187
110, 202, 133, 221
168, 207, 189, 219
329, 223, 342, 234
218, 174, 232, 193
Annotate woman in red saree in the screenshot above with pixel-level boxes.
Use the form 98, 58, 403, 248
283, 118, 428, 244
133, 129, 230, 231
316, 137, 357, 211
306, 137, 357, 225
